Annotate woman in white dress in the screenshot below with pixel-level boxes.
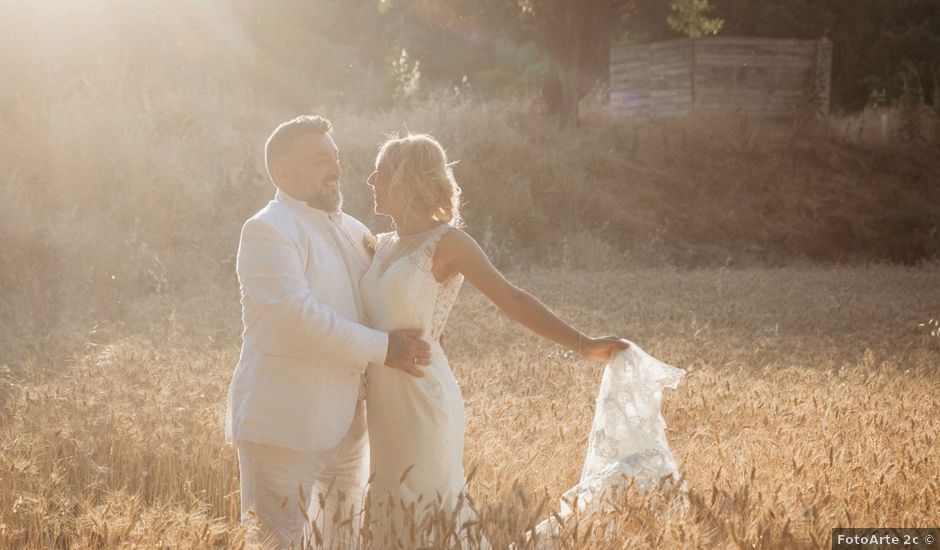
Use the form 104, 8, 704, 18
360, 134, 629, 547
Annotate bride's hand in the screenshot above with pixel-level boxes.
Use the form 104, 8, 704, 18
579, 336, 630, 363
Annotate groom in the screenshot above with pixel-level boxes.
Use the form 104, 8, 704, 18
225, 115, 430, 548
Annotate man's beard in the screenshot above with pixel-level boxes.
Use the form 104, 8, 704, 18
309, 183, 343, 212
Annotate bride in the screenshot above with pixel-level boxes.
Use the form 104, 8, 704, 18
360, 134, 629, 547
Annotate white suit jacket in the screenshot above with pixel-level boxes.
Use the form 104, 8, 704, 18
225, 189, 388, 451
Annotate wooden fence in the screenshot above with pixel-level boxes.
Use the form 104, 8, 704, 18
609, 36, 832, 118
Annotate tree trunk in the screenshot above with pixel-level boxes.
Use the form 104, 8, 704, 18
542, 76, 563, 119
535, 0, 627, 128
540, 72, 579, 128
558, 68, 581, 128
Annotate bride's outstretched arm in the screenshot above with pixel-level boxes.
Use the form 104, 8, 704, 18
434, 228, 628, 363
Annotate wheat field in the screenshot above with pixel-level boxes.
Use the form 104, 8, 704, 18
1, 263, 938, 548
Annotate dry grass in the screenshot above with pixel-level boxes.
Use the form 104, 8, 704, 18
1, 262, 938, 548
4, 94, 939, 339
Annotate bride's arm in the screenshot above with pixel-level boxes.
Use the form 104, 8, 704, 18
434, 229, 628, 363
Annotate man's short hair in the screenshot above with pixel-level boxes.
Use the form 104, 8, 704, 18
264, 115, 333, 183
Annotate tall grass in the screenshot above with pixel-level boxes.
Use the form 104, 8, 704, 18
3, 77, 940, 339
1, 263, 938, 548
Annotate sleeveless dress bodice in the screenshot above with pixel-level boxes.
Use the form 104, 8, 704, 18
361, 223, 462, 348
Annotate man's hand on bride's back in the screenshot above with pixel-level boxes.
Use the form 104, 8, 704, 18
386, 329, 431, 377
580, 337, 630, 363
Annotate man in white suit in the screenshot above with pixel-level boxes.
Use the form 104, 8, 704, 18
225, 115, 430, 548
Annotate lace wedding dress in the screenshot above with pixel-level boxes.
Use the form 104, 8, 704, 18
530, 344, 686, 545
361, 224, 489, 548
361, 223, 685, 548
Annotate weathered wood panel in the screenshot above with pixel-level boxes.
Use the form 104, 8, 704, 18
814, 38, 833, 114
609, 38, 694, 117
609, 36, 832, 118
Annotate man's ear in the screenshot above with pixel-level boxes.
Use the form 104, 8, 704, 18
270, 160, 290, 185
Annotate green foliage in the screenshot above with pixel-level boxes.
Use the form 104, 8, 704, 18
668, 0, 724, 38
522, 0, 632, 125
12, 1, 931, 115
710, 0, 940, 111
627, 0, 940, 111
375, 0, 632, 124
375, 0, 535, 97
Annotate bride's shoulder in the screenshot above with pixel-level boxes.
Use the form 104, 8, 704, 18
434, 226, 480, 257
432, 226, 491, 277
435, 224, 466, 243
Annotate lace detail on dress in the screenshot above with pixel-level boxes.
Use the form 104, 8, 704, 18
531, 343, 685, 545
408, 224, 448, 272
406, 224, 462, 341
365, 224, 463, 342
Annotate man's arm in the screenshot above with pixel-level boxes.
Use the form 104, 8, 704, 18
237, 218, 430, 375
237, 218, 388, 370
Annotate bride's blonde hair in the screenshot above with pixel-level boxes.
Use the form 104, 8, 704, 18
376, 133, 462, 227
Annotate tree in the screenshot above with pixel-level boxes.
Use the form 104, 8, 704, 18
377, 0, 531, 96
378, 0, 631, 126
521, 0, 631, 127
710, 0, 940, 110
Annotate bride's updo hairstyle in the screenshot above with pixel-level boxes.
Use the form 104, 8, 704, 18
376, 134, 462, 227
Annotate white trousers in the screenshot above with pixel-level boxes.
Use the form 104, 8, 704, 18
236, 399, 369, 549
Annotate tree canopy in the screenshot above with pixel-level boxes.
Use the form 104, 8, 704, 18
4, 0, 935, 120
375, 0, 939, 117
